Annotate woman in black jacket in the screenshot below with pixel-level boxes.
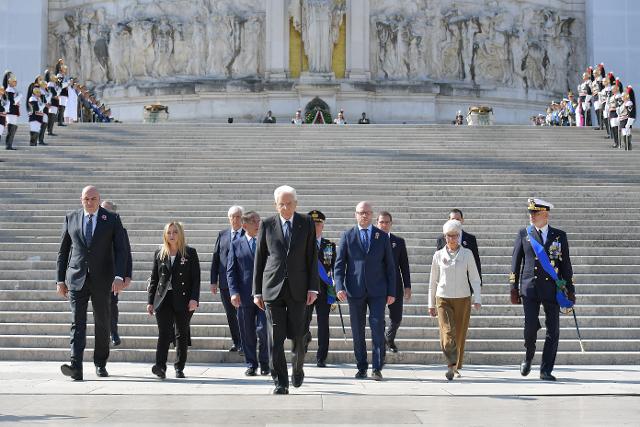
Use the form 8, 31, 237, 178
147, 221, 200, 379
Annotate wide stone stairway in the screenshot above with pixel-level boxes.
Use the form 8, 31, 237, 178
0, 123, 638, 365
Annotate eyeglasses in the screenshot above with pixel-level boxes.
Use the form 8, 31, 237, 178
356, 211, 372, 216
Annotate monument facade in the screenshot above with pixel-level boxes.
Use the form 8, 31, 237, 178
45, 0, 588, 123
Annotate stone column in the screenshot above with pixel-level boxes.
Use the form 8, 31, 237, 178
346, 0, 370, 80
265, 0, 289, 80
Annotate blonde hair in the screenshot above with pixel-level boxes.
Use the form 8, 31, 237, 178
159, 221, 187, 260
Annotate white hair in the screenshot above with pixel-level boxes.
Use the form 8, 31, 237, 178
274, 185, 297, 202
101, 200, 117, 212
443, 219, 462, 235
228, 205, 244, 217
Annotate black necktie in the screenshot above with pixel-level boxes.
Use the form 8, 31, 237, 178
284, 220, 291, 248
250, 237, 256, 255
85, 214, 93, 247
536, 228, 543, 244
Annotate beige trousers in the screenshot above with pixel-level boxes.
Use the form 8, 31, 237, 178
436, 296, 471, 369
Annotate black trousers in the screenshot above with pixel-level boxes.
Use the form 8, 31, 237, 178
385, 286, 405, 343
265, 280, 306, 388
68, 274, 110, 368
110, 292, 119, 335
47, 113, 56, 134
219, 287, 241, 347
304, 297, 331, 363
154, 290, 190, 371
522, 296, 560, 374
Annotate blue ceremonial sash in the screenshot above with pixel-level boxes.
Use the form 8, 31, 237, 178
317, 260, 336, 304
526, 225, 573, 309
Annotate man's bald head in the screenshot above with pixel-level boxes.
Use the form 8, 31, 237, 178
355, 201, 373, 228
81, 186, 100, 214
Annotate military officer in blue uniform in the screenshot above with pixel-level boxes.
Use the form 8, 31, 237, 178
510, 198, 575, 381
303, 210, 336, 367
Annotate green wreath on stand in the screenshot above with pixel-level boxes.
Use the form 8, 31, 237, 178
305, 106, 332, 124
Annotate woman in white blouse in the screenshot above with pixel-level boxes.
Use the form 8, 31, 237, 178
429, 219, 481, 380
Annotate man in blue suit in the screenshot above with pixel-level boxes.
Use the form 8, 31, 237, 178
210, 205, 244, 352
227, 211, 269, 377
335, 201, 396, 381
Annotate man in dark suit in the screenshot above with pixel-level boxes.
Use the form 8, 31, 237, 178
56, 186, 126, 380
303, 210, 336, 367
227, 211, 269, 377
253, 185, 318, 395
436, 209, 482, 289
376, 211, 411, 353
510, 198, 575, 381
335, 201, 396, 381
100, 201, 133, 346
210, 205, 244, 353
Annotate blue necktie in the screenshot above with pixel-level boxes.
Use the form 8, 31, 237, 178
85, 214, 93, 247
250, 237, 256, 255
361, 228, 369, 252
284, 220, 291, 248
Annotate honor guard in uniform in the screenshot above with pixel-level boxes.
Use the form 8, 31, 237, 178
291, 110, 303, 125
27, 80, 45, 147
303, 210, 336, 367
510, 198, 575, 381
592, 64, 605, 131
0, 86, 7, 147
38, 78, 50, 145
58, 67, 69, 126
578, 71, 593, 127
46, 70, 59, 136
619, 86, 635, 151
601, 73, 613, 139
3, 71, 20, 150
608, 78, 624, 148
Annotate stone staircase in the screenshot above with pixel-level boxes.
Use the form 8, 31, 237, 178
0, 123, 638, 365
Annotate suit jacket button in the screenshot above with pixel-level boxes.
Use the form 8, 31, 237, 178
534, 275, 538, 279
182, 292, 186, 295
181, 282, 185, 285
534, 267, 538, 270
534, 257, 538, 261
180, 273, 183, 276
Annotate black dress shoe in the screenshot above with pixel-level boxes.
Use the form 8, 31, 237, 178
229, 345, 238, 352
273, 386, 289, 395
6, 147, 16, 150
175, 369, 185, 378
355, 369, 367, 379
111, 333, 121, 346
371, 369, 383, 381
152, 365, 166, 379
95, 366, 109, 377
60, 364, 83, 381
291, 371, 304, 388
316, 360, 326, 368
38, 141, 48, 146
388, 341, 398, 353
520, 360, 532, 377
245, 367, 257, 376
445, 365, 455, 381
260, 366, 270, 376
540, 372, 557, 381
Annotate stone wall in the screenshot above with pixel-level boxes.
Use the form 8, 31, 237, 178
48, 0, 265, 85
370, 0, 585, 94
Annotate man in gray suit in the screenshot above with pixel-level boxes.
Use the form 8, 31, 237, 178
56, 185, 127, 380
253, 185, 319, 395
